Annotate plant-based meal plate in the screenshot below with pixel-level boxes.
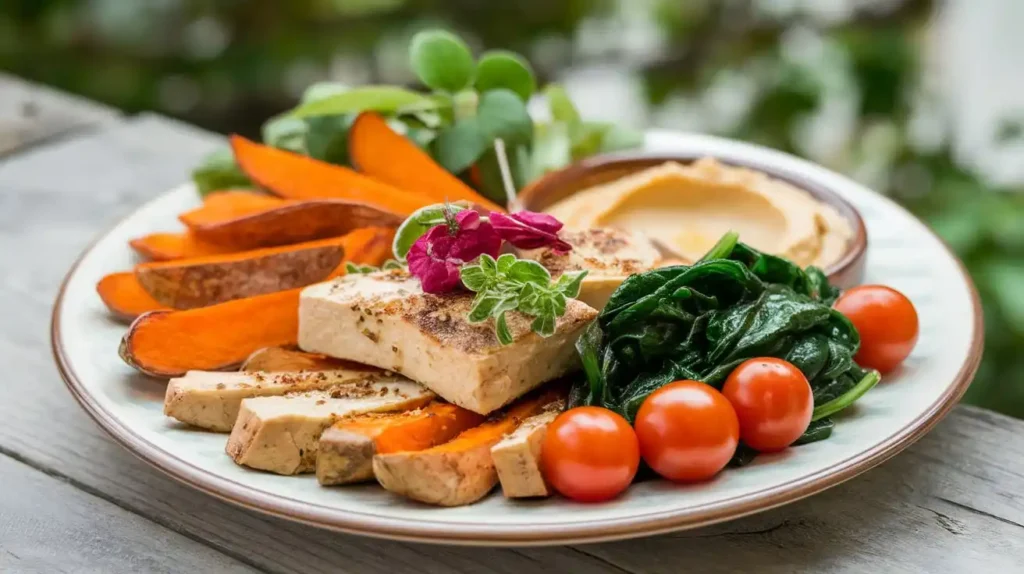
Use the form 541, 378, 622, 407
52, 130, 981, 545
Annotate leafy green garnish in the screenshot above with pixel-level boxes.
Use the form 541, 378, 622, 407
474, 50, 537, 102
409, 30, 476, 93
571, 234, 880, 436
461, 253, 587, 345
192, 148, 253, 197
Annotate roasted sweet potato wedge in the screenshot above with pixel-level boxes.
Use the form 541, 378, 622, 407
134, 236, 347, 309
129, 231, 238, 261
181, 199, 402, 250
178, 190, 285, 226
120, 288, 302, 378
372, 388, 563, 506
96, 272, 168, 322
317, 402, 485, 485
119, 227, 395, 378
230, 135, 428, 216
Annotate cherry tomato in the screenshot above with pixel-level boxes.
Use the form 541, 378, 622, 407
834, 285, 919, 373
722, 358, 813, 452
634, 380, 739, 482
540, 406, 640, 502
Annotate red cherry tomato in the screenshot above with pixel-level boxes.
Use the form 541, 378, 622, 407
540, 406, 640, 502
834, 285, 919, 373
634, 380, 739, 482
722, 358, 813, 452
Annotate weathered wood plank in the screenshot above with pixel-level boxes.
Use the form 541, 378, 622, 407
0, 454, 257, 574
1, 114, 1021, 573
0, 73, 120, 156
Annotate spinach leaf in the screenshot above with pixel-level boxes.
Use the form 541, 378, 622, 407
573, 233, 880, 446
794, 418, 835, 445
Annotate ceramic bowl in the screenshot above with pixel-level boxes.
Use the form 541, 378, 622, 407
516, 152, 868, 288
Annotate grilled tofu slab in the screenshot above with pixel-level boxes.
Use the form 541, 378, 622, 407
164, 367, 385, 432
517, 227, 663, 310
491, 400, 564, 498
226, 379, 434, 475
298, 270, 596, 415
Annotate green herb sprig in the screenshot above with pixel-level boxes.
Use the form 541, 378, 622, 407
460, 253, 587, 345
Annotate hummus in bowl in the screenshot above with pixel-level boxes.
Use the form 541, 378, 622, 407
517, 154, 866, 287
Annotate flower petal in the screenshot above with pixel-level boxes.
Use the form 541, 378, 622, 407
489, 211, 572, 253
511, 211, 563, 234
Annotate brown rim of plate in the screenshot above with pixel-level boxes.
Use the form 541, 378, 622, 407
516, 152, 869, 287
51, 183, 982, 547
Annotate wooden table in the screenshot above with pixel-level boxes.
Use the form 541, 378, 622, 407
1, 74, 1021, 574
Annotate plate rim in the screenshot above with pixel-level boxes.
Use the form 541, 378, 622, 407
50, 133, 984, 546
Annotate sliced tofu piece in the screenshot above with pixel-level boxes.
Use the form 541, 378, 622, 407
241, 346, 356, 372
316, 402, 484, 485
372, 389, 562, 507
517, 227, 663, 310
299, 270, 596, 415
225, 379, 434, 474
164, 367, 387, 432
491, 400, 565, 498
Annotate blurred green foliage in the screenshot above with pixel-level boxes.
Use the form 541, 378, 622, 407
4, 0, 1022, 416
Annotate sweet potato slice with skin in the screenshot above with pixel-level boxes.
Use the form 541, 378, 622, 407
120, 288, 302, 378
317, 403, 485, 485
241, 346, 355, 373
130, 231, 238, 262
119, 228, 395, 377
230, 135, 428, 216
96, 272, 168, 322
372, 388, 563, 506
181, 199, 402, 250
178, 190, 285, 227
349, 112, 506, 213
134, 236, 347, 309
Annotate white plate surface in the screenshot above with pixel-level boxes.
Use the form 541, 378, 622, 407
52, 131, 982, 545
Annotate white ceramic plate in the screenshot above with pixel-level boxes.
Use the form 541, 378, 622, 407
52, 131, 982, 545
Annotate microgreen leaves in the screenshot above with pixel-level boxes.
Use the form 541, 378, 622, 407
461, 254, 588, 345
409, 30, 476, 93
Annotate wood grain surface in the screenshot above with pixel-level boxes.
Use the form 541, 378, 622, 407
0, 79, 1021, 574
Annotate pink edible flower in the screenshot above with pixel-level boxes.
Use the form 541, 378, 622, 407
489, 210, 572, 253
407, 210, 501, 293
